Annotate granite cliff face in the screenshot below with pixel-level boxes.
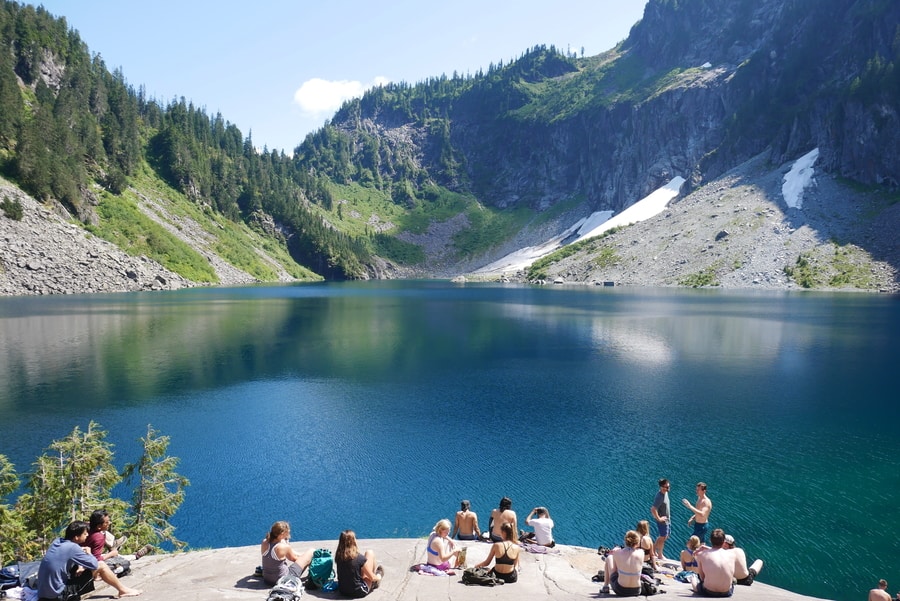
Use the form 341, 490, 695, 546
311, 0, 899, 285
333, 0, 898, 216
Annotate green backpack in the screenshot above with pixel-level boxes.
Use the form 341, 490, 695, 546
306, 548, 334, 589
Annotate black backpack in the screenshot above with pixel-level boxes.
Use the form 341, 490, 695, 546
461, 567, 504, 586
640, 574, 661, 596
0, 561, 40, 591
105, 556, 131, 577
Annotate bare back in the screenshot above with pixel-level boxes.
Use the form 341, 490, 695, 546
697, 548, 736, 593
732, 547, 749, 579
490, 508, 517, 537
611, 546, 644, 589
455, 510, 478, 536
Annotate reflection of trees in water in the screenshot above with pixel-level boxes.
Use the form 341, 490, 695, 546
0, 290, 558, 411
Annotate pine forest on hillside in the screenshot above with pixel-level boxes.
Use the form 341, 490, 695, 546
1, 0, 898, 285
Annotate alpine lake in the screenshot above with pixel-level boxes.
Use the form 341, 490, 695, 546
1, 281, 898, 601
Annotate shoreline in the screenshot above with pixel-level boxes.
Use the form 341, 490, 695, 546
87, 539, 837, 601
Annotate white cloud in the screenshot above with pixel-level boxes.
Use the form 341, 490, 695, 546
293, 76, 390, 116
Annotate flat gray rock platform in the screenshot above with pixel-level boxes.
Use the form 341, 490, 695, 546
90, 539, 833, 601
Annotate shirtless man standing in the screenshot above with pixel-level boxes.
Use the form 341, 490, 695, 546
694, 528, 735, 597
682, 482, 712, 543
870, 579, 891, 601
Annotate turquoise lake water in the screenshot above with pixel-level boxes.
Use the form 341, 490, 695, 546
1, 282, 898, 600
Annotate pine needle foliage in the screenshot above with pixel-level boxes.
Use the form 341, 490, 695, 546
121, 425, 189, 551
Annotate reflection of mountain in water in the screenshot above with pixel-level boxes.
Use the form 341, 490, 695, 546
0, 284, 889, 419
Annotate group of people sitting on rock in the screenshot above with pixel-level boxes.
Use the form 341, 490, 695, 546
35, 510, 152, 601
260, 490, 765, 598
600, 524, 762, 597
261, 496, 550, 595
261, 521, 384, 599
452, 496, 555, 546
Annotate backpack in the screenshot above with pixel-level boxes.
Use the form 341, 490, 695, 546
267, 574, 302, 601
105, 556, 131, 577
305, 548, 334, 590
640, 573, 661, 596
0, 561, 40, 590
461, 567, 504, 586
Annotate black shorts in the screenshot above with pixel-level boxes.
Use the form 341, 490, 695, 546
493, 569, 517, 583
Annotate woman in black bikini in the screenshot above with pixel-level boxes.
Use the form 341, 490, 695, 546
474, 522, 520, 583
636, 520, 657, 572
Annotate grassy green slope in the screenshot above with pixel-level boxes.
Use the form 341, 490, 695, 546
87, 161, 320, 283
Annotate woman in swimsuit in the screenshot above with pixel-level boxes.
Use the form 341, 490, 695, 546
426, 519, 460, 572
259, 521, 314, 586
600, 530, 644, 597
680, 535, 706, 574
453, 500, 481, 540
474, 522, 520, 583
636, 520, 657, 571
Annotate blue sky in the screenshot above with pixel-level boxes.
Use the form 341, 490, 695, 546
35, 1, 648, 153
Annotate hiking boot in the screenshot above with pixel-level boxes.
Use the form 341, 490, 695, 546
113, 536, 128, 550
134, 544, 153, 559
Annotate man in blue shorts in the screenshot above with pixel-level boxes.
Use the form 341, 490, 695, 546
682, 482, 712, 543
650, 478, 670, 560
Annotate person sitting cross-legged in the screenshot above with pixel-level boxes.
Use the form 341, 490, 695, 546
426, 519, 460, 573
520, 506, 555, 547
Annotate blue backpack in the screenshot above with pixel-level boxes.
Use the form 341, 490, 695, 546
306, 548, 334, 589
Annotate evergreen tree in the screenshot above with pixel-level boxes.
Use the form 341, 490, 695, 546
15, 421, 124, 550
0, 39, 22, 151
121, 425, 189, 550
0, 454, 35, 564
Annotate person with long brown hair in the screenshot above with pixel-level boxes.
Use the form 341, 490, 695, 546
474, 522, 520, 583
260, 521, 314, 586
636, 520, 657, 571
335, 530, 383, 598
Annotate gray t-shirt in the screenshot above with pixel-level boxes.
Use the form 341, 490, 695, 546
653, 490, 670, 520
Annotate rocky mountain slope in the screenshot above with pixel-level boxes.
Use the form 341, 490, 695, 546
0, 176, 280, 295
318, 0, 899, 284
485, 151, 899, 292
2, 0, 898, 295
